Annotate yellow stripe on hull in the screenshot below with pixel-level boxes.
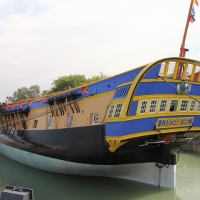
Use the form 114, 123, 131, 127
105, 127, 200, 141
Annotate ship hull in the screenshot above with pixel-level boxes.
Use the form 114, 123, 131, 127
0, 125, 178, 165
1, 57, 200, 188
0, 142, 176, 188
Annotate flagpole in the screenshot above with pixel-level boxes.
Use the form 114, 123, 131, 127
177, 0, 194, 79
179, 0, 194, 57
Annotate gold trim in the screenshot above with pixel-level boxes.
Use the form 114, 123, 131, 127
132, 94, 200, 100
105, 127, 200, 141
194, 133, 200, 138
105, 111, 200, 122
163, 61, 169, 77
190, 64, 196, 81
116, 82, 133, 88
173, 62, 180, 79
120, 57, 200, 118
106, 140, 127, 152
155, 117, 193, 129
141, 79, 200, 85
182, 63, 189, 78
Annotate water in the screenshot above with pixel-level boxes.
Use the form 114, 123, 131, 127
0, 151, 199, 200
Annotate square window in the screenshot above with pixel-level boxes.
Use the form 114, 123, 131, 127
47, 118, 52, 127
149, 100, 157, 113
114, 103, 123, 118
92, 113, 99, 125
139, 100, 148, 114
196, 102, 200, 112
190, 100, 196, 112
107, 105, 115, 118
68, 116, 73, 127
169, 100, 179, 112
180, 100, 189, 112
159, 100, 168, 112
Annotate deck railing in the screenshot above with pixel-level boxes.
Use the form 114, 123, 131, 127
159, 60, 200, 81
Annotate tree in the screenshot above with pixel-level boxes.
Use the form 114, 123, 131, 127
8, 73, 109, 102
9, 85, 41, 102
86, 72, 109, 83
9, 87, 29, 102
28, 85, 41, 98
41, 90, 49, 96
48, 74, 87, 94
48, 73, 108, 94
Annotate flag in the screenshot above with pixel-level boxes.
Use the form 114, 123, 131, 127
82, 86, 88, 94
193, 0, 199, 6
190, 6, 196, 23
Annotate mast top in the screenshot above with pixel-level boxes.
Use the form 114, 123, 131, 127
179, 0, 194, 57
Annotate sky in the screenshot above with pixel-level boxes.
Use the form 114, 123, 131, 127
0, 0, 200, 102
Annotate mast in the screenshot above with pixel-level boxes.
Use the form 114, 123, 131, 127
177, 0, 194, 79
179, 0, 194, 57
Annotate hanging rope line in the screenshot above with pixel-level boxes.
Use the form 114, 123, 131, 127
0, 92, 96, 129
158, 75, 200, 103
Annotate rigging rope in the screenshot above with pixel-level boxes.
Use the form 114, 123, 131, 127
158, 75, 200, 103
0, 92, 96, 129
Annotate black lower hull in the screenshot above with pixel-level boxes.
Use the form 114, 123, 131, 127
0, 125, 180, 165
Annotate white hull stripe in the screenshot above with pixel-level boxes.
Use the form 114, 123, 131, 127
0, 143, 176, 188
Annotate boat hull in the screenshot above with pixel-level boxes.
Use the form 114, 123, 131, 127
0, 125, 177, 165
0, 143, 176, 188
1, 57, 200, 188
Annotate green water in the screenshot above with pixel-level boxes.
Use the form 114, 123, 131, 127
0, 151, 199, 200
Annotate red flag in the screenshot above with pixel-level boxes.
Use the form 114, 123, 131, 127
82, 86, 88, 94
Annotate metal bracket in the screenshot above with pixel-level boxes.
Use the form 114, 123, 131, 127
139, 139, 165, 147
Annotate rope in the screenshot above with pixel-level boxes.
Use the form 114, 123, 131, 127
0, 92, 96, 129
156, 75, 197, 165
158, 75, 200, 103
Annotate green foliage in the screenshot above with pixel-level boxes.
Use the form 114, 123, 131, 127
41, 90, 49, 96
86, 72, 109, 83
28, 85, 41, 99
48, 73, 108, 94
8, 73, 109, 101
48, 74, 87, 94
9, 85, 41, 102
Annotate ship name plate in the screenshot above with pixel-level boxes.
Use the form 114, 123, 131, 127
156, 117, 194, 129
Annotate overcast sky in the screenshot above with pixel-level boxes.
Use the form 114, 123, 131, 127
0, 0, 200, 102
